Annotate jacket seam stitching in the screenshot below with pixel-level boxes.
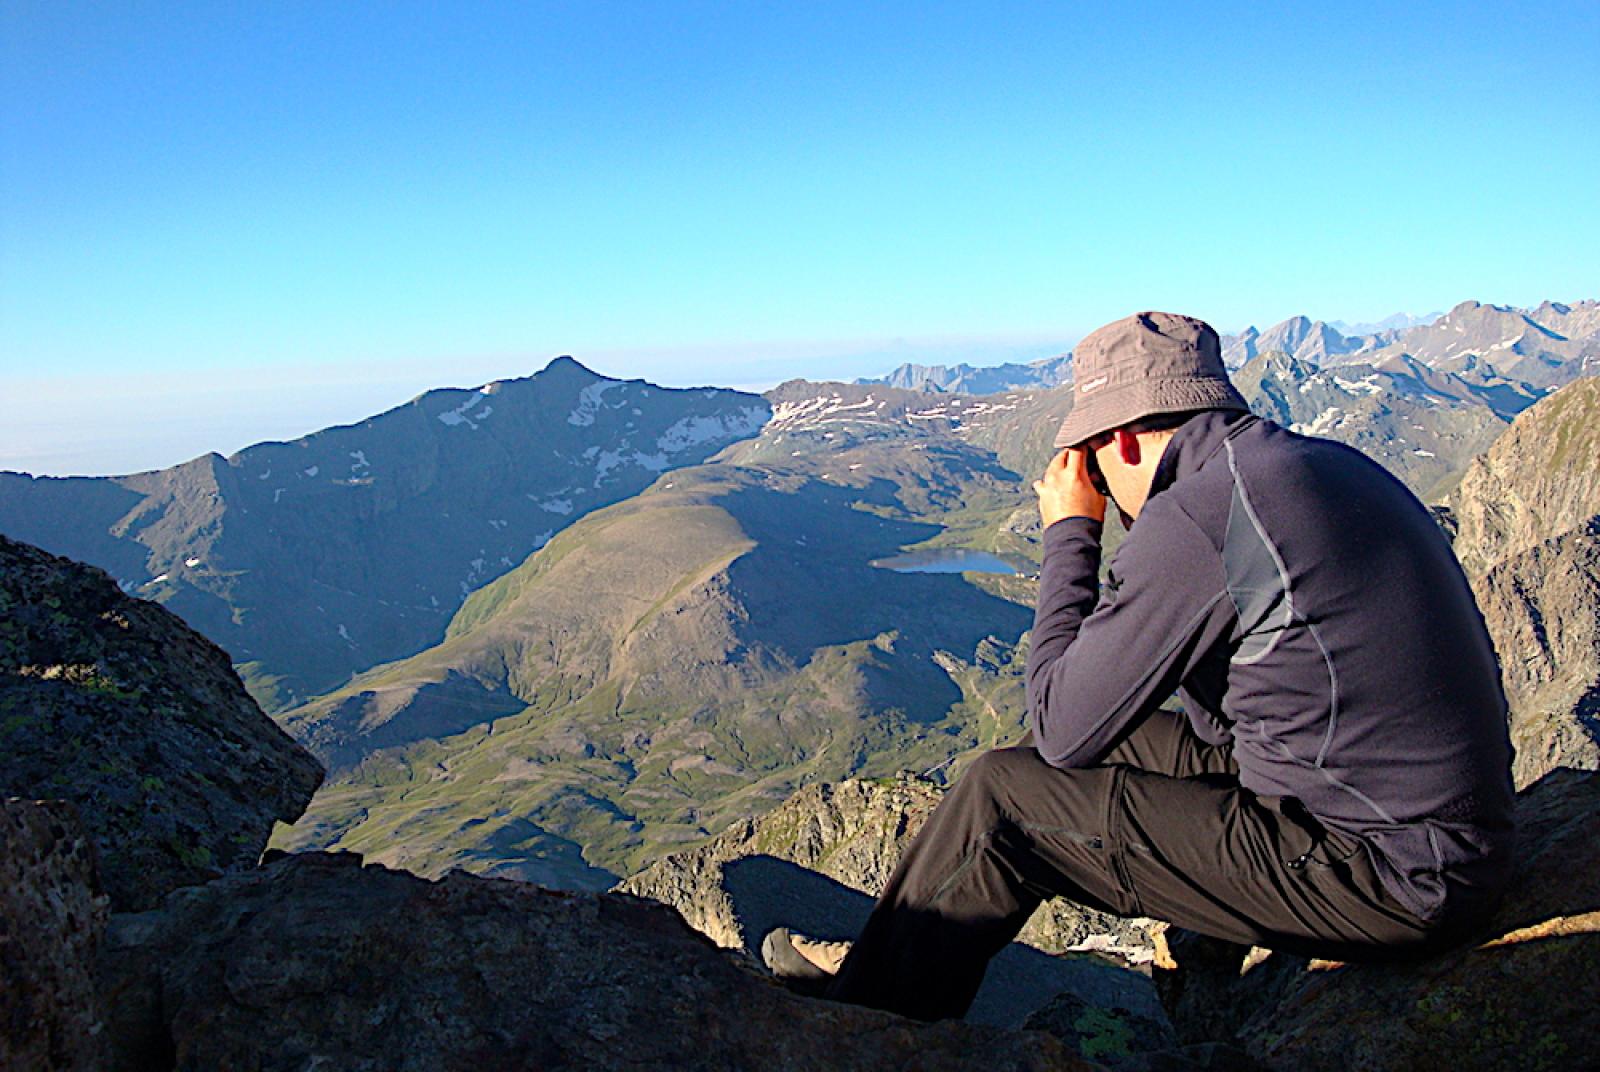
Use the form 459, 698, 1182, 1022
1224, 439, 1342, 766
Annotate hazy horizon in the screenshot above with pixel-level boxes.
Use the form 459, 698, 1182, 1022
2, 330, 1085, 477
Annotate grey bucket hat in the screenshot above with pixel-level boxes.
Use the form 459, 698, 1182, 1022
1053, 311, 1249, 449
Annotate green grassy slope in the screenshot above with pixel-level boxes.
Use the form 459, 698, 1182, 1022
272, 445, 1038, 883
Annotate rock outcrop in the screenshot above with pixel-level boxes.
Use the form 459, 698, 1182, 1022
1472, 520, 1600, 786
1450, 377, 1600, 786
100, 850, 1087, 1071
1451, 376, 1600, 577
1, 798, 109, 1072
0, 534, 323, 911
620, 775, 1155, 960
1150, 768, 1600, 1071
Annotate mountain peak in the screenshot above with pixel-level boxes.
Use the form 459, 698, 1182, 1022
542, 355, 602, 378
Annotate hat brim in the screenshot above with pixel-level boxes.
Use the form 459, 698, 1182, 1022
1052, 378, 1249, 449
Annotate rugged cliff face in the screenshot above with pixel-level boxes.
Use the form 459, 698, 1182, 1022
0, 534, 323, 911
1452, 377, 1600, 786
1472, 521, 1600, 786
1451, 376, 1600, 577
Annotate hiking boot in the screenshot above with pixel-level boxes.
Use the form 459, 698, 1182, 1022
760, 928, 851, 997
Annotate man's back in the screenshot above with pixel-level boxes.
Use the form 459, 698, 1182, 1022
1150, 413, 1516, 921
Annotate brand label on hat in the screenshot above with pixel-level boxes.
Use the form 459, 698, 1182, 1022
1078, 375, 1108, 395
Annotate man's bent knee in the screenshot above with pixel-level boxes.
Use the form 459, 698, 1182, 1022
958, 746, 1048, 789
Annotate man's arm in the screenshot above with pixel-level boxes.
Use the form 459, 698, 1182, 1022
1025, 497, 1235, 768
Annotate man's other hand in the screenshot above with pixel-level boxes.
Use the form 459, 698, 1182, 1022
1034, 448, 1107, 528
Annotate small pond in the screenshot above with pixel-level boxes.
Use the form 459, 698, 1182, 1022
870, 548, 1029, 575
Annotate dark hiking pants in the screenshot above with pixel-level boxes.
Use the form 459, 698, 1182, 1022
825, 710, 1453, 1023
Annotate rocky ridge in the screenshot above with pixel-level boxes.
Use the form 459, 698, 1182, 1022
99, 850, 1085, 1072
0, 534, 322, 911
1452, 376, 1600, 786
1450, 375, 1600, 575
857, 353, 1074, 394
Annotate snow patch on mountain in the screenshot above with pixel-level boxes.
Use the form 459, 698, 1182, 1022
656, 406, 769, 451
438, 390, 495, 429
1292, 407, 1347, 436
568, 382, 624, 427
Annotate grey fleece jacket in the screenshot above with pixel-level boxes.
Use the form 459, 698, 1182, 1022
1026, 410, 1516, 924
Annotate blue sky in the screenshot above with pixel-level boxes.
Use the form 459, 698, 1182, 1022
3, 1, 1597, 474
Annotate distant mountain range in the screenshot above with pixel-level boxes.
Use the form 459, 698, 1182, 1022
2, 296, 1595, 888
1329, 311, 1443, 336
855, 354, 1073, 394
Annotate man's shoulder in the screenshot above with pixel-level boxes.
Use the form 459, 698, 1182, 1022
1117, 490, 1222, 566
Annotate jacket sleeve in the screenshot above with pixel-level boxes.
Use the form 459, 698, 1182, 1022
1025, 499, 1235, 768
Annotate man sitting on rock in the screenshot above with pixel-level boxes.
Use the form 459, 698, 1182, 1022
764, 311, 1517, 1022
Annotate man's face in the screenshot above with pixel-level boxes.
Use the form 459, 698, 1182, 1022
1083, 433, 1114, 498
1083, 432, 1137, 528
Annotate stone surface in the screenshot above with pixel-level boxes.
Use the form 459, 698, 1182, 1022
1147, 928, 1308, 1049
1022, 987, 1179, 1063
1451, 376, 1600, 577
0, 534, 324, 911
1226, 768, 1600, 1071
1472, 519, 1600, 786
100, 850, 1093, 1072
0, 797, 110, 1072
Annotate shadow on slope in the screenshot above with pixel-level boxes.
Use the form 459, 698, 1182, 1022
717, 475, 1034, 721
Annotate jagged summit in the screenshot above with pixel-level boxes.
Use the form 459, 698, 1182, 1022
856, 354, 1073, 394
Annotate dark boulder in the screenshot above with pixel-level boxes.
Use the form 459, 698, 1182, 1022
0, 798, 109, 1072
0, 534, 323, 911
100, 850, 1090, 1071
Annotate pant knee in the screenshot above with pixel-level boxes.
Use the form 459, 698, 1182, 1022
947, 747, 1052, 818
959, 746, 1043, 789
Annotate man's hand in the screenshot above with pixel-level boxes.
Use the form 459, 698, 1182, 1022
1034, 448, 1106, 528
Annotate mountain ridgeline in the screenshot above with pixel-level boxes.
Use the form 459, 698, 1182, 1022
2, 298, 1597, 890
0, 357, 769, 711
